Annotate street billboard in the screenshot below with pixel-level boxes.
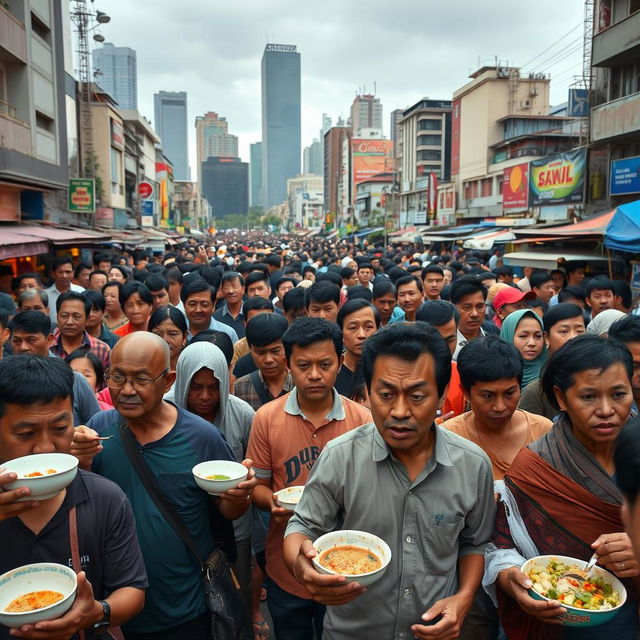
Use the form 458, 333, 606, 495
528, 149, 586, 206
351, 139, 393, 186
68, 179, 95, 213
610, 156, 640, 196
502, 163, 529, 210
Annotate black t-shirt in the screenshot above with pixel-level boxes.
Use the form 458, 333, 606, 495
334, 365, 356, 398
233, 352, 257, 378
0, 470, 147, 640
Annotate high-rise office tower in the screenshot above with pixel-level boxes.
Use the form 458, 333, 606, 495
350, 94, 383, 136
154, 91, 190, 181
303, 139, 323, 175
92, 43, 137, 109
261, 43, 301, 207
201, 157, 248, 218
390, 108, 404, 157
195, 112, 238, 187
250, 142, 262, 207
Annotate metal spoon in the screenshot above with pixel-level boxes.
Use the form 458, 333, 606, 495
560, 553, 598, 582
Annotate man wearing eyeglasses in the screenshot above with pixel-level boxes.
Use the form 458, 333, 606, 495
72, 332, 256, 639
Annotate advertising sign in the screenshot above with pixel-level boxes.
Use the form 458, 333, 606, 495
351, 139, 393, 186
528, 149, 586, 206
610, 156, 640, 196
68, 179, 95, 213
111, 119, 124, 149
138, 181, 154, 200
568, 89, 589, 118
503, 163, 529, 210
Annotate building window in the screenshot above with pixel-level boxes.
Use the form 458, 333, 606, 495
417, 134, 442, 146
418, 119, 441, 131
632, 0, 640, 14
417, 149, 441, 161
481, 177, 492, 197
110, 147, 121, 194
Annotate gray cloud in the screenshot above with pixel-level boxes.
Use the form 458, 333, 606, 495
94, 0, 585, 172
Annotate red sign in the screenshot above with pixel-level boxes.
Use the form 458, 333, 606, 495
138, 182, 154, 200
503, 163, 529, 210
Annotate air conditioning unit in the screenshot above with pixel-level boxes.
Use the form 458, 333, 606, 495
521, 99, 531, 109
497, 67, 510, 78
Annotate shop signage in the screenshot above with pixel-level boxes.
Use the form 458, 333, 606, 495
610, 156, 640, 196
138, 181, 154, 199
503, 163, 529, 210
68, 179, 95, 213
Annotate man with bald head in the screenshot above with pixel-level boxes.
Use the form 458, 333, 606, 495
73, 332, 256, 639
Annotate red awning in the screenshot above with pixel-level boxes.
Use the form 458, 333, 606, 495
0, 231, 49, 259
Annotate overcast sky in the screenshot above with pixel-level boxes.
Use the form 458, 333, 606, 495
93, 0, 586, 175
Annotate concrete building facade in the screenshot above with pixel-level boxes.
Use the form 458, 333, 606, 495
288, 174, 324, 229
195, 111, 238, 187
0, 0, 69, 224
350, 94, 383, 137
303, 139, 322, 175
92, 42, 137, 110
154, 90, 190, 181
261, 43, 301, 207
323, 125, 351, 221
201, 156, 248, 219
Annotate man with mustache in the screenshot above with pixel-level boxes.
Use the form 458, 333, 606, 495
283, 322, 495, 640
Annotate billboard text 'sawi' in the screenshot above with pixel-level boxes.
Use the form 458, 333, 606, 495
528, 149, 586, 206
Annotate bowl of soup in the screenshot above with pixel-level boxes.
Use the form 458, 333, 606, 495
521, 555, 627, 627
0, 563, 77, 628
312, 530, 392, 586
1, 454, 79, 502
192, 460, 248, 495
274, 486, 304, 511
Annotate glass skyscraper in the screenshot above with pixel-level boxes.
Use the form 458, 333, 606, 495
92, 43, 137, 110
261, 44, 301, 207
154, 91, 190, 181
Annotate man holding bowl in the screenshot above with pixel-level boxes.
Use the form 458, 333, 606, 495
283, 322, 496, 639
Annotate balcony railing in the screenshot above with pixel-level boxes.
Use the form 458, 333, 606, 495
0, 99, 16, 119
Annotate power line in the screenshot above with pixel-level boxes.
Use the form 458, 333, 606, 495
528, 36, 584, 73
519, 22, 583, 69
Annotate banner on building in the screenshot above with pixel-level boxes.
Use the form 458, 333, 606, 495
68, 179, 95, 213
502, 163, 529, 210
610, 156, 640, 196
568, 89, 589, 118
351, 139, 393, 186
528, 149, 586, 206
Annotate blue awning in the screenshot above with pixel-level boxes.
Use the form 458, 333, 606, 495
604, 200, 640, 253
353, 227, 384, 237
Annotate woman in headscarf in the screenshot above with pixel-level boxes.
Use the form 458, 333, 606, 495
501, 308, 546, 388
484, 334, 639, 639
587, 309, 627, 337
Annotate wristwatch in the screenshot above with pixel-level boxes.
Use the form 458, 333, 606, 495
93, 600, 111, 631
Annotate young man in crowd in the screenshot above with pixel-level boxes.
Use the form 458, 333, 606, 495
88, 270, 108, 292
8, 310, 100, 428
46, 256, 85, 322
72, 333, 256, 639
609, 315, 640, 414
266, 254, 283, 291
73, 263, 92, 290
492, 288, 536, 329
283, 322, 495, 640
14, 272, 42, 294
282, 287, 308, 325
451, 275, 493, 360
0, 355, 147, 640
334, 299, 380, 400
213, 272, 246, 338
356, 263, 374, 290
305, 281, 340, 324
422, 264, 445, 301
230, 297, 275, 369
165, 268, 185, 312
416, 300, 465, 418
51, 291, 111, 371
371, 280, 397, 327
234, 313, 293, 412
340, 267, 358, 289
82, 289, 120, 349
530, 272, 555, 311
273, 277, 296, 312
518, 302, 586, 420
245, 271, 272, 300
395, 275, 423, 322
247, 318, 371, 639
586, 276, 615, 319
181, 277, 238, 342
145, 273, 172, 310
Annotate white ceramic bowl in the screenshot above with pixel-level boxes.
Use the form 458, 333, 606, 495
0, 563, 77, 628
192, 460, 248, 495
521, 555, 627, 628
2, 454, 79, 502
312, 529, 392, 586
274, 486, 304, 511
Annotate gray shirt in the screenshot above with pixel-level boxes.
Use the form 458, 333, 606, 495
285, 422, 496, 640
518, 377, 557, 421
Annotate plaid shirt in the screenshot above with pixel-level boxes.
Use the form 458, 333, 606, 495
51, 329, 111, 371
233, 370, 293, 412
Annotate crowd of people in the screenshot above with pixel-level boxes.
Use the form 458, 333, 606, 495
1, 233, 640, 640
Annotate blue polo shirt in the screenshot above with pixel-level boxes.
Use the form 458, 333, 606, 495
88, 405, 235, 633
